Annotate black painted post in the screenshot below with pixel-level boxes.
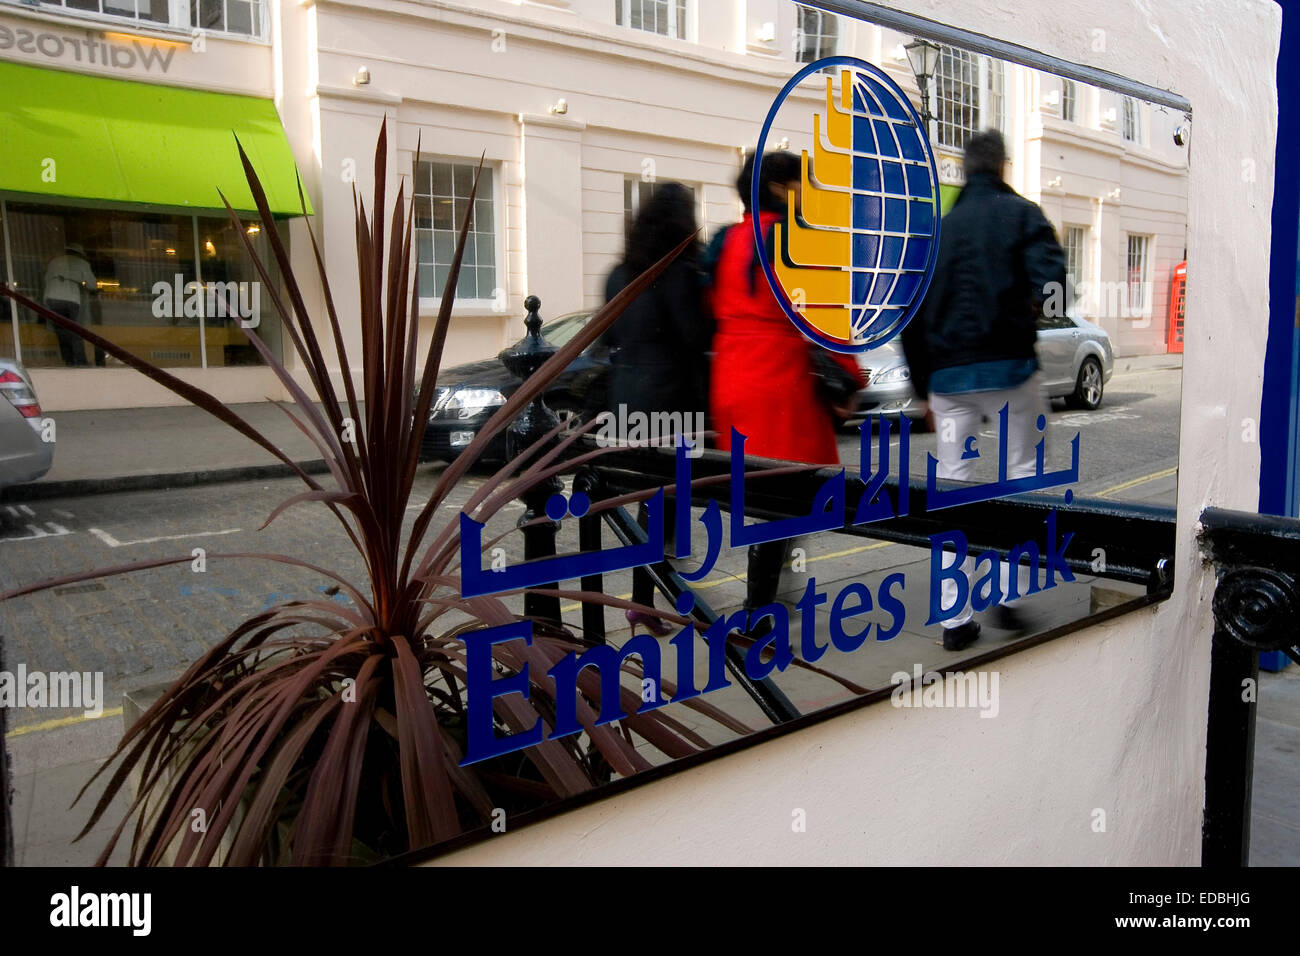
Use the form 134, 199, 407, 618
0, 634, 10, 867
1199, 508, 1300, 867
502, 296, 562, 627
1202, 629, 1258, 867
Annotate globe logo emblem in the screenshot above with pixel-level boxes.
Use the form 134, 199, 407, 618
753, 56, 941, 354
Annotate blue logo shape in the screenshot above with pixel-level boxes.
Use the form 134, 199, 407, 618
753, 56, 941, 354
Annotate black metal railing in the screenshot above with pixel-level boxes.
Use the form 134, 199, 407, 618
1199, 508, 1300, 867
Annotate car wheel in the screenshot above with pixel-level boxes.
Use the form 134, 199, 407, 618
550, 399, 585, 437
1066, 357, 1104, 410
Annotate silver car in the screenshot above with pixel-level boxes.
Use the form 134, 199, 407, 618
0, 359, 53, 489
854, 311, 1115, 419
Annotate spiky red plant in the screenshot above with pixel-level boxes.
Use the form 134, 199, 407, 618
0, 124, 751, 865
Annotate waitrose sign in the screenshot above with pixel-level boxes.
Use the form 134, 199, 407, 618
0, 22, 178, 73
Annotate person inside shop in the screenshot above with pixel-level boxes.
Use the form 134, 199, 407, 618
43, 242, 100, 368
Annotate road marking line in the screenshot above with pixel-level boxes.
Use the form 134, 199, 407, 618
18, 504, 34, 517
0, 523, 73, 542
1096, 466, 1177, 498
556, 541, 894, 613
54, 509, 75, 519
6, 706, 125, 737
89, 527, 242, 548
4, 505, 17, 517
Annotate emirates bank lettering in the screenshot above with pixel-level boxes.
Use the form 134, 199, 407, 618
0, 26, 175, 73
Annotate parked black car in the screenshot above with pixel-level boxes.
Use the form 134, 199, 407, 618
420, 310, 607, 463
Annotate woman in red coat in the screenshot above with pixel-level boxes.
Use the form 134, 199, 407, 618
708, 151, 864, 629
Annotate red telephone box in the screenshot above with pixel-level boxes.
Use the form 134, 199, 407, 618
1166, 261, 1186, 353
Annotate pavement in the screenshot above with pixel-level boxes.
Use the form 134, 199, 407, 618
1, 349, 1293, 866
8, 351, 1185, 500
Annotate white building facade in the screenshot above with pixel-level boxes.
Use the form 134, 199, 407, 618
0, 0, 1187, 412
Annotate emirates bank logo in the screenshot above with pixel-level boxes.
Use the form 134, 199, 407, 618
755, 56, 941, 353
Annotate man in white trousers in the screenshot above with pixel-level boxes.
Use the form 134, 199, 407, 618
902, 130, 1067, 651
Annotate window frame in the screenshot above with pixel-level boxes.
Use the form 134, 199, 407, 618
613, 0, 689, 41
23, 0, 268, 40
1062, 224, 1088, 287
413, 156, 505, 314
1121, 95, 1145, 144
794, 3, 839, 64
932, 45, 1006, 151
622, 176, 701, 240
1061, 79, 1078, 123
1126, 232, 1153, 316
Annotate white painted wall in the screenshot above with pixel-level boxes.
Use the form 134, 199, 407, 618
423, 0, 1280, 866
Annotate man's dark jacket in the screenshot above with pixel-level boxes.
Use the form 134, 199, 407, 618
902, 171, 1067, 397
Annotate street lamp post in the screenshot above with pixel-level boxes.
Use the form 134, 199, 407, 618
903, 38, 942, 135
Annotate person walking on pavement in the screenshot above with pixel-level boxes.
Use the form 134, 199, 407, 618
604, 182, 712, 636
901, 130, 1067, 651
43, 243, 98, 368
709, 151, 863, 634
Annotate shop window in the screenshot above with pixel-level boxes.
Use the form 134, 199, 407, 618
0, 200, 282, 369
414, 160, 499, 306
30, 0, 265, 38
794, 4, 837, 63
614, 0, 687, 40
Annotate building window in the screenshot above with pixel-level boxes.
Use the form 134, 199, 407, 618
794, 4, 837, 63
31, 0, 265, 37
1127, 234, 1151, 313
933, 47, 1009, 150
623, 178, 697, 237
1122, 96, 1144, 144
414, 161, 498, 305
191, 0, 262, 38
1061, 79, 1077, 123
614, 0, 687, 40
935, 46, 980, 150
0, 199, 283, 369
1062, 226, 1087, 286
986, 59, 1005, 134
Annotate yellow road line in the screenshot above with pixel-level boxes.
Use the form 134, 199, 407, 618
5, 706, 124, 738
557, 540, 895, 613
1096, 466, 1178, 499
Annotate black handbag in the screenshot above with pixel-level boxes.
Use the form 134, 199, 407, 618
809, 346, 861, 412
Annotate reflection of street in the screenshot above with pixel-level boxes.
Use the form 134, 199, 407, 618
0, 369, 1181, 862
837, 366, 1182, 506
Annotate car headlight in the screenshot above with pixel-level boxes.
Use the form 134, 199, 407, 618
429, 386, 451, 414
441, 387, 506, 420
871, 365, 910, 385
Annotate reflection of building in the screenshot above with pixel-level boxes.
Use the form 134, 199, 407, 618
0, 0, 303, 409
0, 0, 1188, 411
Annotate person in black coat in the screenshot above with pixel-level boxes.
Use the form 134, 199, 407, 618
902, 130, 1067, 652
603, 182, 712, 634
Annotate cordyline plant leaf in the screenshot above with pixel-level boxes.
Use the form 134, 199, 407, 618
0, 121, 751, 866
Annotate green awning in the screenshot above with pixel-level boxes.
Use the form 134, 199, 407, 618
940, 184, 961, 216
0, 60, 311, 217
